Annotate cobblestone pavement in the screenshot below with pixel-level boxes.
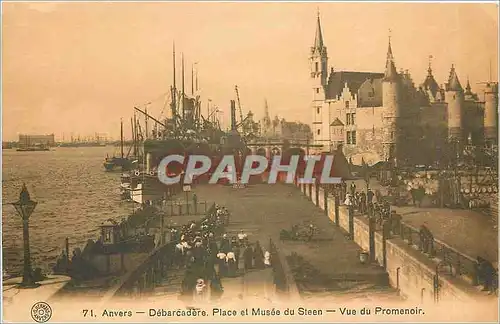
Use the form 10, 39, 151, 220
345, 179, 498, 264
192, 183, 398, 300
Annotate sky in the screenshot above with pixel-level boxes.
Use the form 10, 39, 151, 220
2, 1, 498, 141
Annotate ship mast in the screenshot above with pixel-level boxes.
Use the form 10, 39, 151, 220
181, 53, 185, 120
120, 118, 124, 158
171, 42, 177, 129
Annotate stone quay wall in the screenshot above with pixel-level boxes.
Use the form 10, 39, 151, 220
294, 181, 490, 304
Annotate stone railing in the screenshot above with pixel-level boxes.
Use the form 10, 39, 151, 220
291, 179, 497, 303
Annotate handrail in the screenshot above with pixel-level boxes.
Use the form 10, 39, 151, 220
103, 202, 218, 301
401, 222, 478, 265
100, 242, 174, 304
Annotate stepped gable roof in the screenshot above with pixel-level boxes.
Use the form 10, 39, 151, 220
326, 70, 384, 100
330, 118, 344, 127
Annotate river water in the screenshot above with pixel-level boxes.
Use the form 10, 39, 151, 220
2, 146, 135, 275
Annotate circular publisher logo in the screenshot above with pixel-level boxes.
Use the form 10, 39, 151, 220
31, 302, 52, 323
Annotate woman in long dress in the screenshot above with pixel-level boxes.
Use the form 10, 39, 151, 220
253, 241, 265, 269
226, 251, 237, 277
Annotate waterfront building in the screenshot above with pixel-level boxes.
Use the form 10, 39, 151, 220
309, 13, 499, 166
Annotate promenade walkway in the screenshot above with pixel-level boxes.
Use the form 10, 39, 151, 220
346, 179, 498, 265
192, 183, 399, 301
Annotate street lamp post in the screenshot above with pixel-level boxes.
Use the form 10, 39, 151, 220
11, 183, 38, 288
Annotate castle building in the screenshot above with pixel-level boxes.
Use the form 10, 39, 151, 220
309, 13, 498, 166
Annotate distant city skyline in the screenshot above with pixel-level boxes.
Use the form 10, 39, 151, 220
2, 2, 498, 141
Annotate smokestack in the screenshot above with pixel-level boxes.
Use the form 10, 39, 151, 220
230, 100, 237, 131
191, 64, 194, 95
181, 53, 185, 119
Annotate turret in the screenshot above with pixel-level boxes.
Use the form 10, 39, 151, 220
483, 82, 499, 145
381, 35, 401, 163
444, 65, 464, 142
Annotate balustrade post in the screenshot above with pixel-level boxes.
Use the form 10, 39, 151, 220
348, 205, 354, 239
407, 229, 413, 246
382, 220, 390, 269
455, 256, 461, 276
323, 186, 328, 214
369, 215, 376, 263
334, 194, 340, 226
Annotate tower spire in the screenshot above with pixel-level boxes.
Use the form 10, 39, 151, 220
447, 64, 463, 92
465, 75, 472, 94
384, 31, 398, 82
313, 10, 324, 50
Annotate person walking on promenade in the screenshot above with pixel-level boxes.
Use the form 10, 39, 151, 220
238, 230, 248, 246
360, 192, 367, 214
220, 234, 231, 253
243, 245, 253, 271
253, 241, 265, 269
216, 252, 227, 277
226, 251, 237, 277
193, 193, 198, 214
350, 182, 356, 196
233, 244, 241, 270
264, 251, 272, 267
390, 211, 402, 235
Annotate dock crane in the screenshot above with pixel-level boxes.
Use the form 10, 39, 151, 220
234, 85, 250, 134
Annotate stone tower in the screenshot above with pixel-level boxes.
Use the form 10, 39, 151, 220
483, 82, 499, 145
310, 11, 328, 145
445, 65, 465, 143
381, 37, 401, 163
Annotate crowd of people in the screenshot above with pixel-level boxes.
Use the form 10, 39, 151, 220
168, 204, 271, 302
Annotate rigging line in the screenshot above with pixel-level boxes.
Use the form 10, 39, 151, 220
135, 91, 171, 108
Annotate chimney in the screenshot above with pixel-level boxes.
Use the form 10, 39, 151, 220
230, 100, 237, 131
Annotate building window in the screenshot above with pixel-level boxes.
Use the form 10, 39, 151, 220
346, 131, 351, 144
351, 131, 357, 145
346, 114, 351, 125
369, 91, 375, 98
391, 131, 394, 140
345, 101, 349, 109
315, 62, 319, 72
351, 113, 356, 125
317, 107, 320, 114
317, 129, 320, 135
316, 88, 320, 94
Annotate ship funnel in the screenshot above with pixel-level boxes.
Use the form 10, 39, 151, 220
230, 100, 237, 131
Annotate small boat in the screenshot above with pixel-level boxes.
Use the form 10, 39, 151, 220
104, 156, 133, 171
104, 119, 137, 171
